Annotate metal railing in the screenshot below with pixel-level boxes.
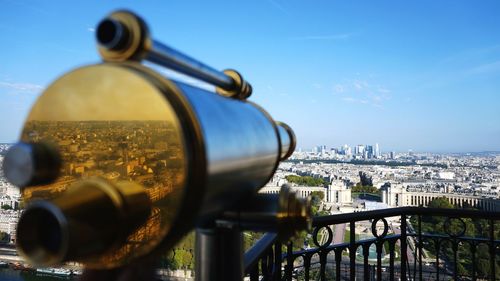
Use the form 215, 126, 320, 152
244, 207, 500, 281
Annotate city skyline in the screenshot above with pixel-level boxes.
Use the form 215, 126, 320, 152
1, 1, 500, 152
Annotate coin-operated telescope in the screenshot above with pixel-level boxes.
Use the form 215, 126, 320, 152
2, 10, 310, 271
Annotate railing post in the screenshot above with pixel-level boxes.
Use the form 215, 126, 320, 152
195, 227, 243, 281
389, 240, 395, 281
376, 242, 382, 281
452, 240, 458, 281
273, 241, 282, 280
334, 248, 342, 280
417, 215, 422, 281
471, 242, 477, 281
401, 214, 408, 281
489, 219, 495, 281
285, 242, 293, 281
435, 240, 440, 281
350, 221, 356, 280
304, 254, 311, 281
319, 252, 327, 281
363, 244, 370, 281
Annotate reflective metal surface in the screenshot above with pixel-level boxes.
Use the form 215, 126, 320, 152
8, 9, 302, 268
218, 185, 312, 239
13, 61, 297, 268
19, 64, 187, 268
275, 122, 296, 161
96, 10, 253, 98
17, 178, 151, 266
175, 82, 280, 220
2, 142, 61, 187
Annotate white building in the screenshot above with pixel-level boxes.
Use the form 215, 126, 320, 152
327, 180, 352, 205
0, 210, 19, 242
382, 184, 500, 211
260, 180, 352, 206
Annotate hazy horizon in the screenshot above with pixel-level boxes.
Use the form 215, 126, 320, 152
1, 1, 499, 152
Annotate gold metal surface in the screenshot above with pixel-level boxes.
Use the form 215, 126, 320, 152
275, 121, 296, 161
277, 186, 312, 240
17, 178, 151, 266
19, 63, 187, 268
215, 69, 252, 99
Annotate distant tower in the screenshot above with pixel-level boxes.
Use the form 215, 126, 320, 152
366, 145, 374, 159
355, 145, 365, 156
375, 143, 380, 158
345, 146, 352, 156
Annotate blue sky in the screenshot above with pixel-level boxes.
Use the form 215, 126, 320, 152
1, 1, 499, 152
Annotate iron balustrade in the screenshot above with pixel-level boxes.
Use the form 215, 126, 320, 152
244, 207, 500, 281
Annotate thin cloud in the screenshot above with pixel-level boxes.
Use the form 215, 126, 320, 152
87, 27, 95, 33
335, 77, 391, 108
4, 0, 52, 16
468, 60, 500, 74
377, 87, 391, 94
289, 33, 352, 41
333, 84, 344, 94
353, 80, 366, 90
439, 44, 500, 66
342, 97, 368, 104
0, 81, 43, 93
266, 85, 289, 97
266, 0, 291, 15
312, 83, 322, 89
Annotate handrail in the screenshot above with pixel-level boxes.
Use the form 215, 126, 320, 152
313, 206, 500, 227
244, 206, 500, 281
243, 233, 278, 274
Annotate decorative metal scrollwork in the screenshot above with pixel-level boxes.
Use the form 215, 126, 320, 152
312, 226, 334, 248
371, 218, 389, 239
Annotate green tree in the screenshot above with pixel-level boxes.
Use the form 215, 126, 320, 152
160, 232, 195, 270
1, 204, 12, 210
352, 185, 379, 194
427, 197, 453, 209
0, 232, 9, 242
285, 175, 326, 186
309, 191, 328, 216
412, 197, 499, 278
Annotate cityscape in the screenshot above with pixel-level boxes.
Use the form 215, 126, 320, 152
1, 1, 499, 280
1, 140, 500, 279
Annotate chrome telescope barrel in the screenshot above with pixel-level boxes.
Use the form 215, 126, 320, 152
96, 10, 252, 99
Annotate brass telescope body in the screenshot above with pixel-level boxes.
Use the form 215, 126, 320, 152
5, 10, 308, 269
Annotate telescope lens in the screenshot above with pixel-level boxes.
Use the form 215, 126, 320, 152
97, 20, 117, 44
96, 19, 129, 50
17, 205, 64, 264
19, 64, 188, 268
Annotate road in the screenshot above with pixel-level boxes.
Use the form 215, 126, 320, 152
0, 246, 22, 263
333, 223, 346, 244
390, 222, 415, 264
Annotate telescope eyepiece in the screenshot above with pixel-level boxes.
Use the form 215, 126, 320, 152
96, 18, 130, 51
17, 202, 67, 266
2, 142, 61, 188
16, 178, 152, 267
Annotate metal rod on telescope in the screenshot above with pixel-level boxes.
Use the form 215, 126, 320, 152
147, 40, 235, 90
95, 12, 251, 98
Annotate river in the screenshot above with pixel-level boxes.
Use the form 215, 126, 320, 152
0, 267, 78, 281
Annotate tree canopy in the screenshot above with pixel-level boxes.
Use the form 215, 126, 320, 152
285, 175, 326, 186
